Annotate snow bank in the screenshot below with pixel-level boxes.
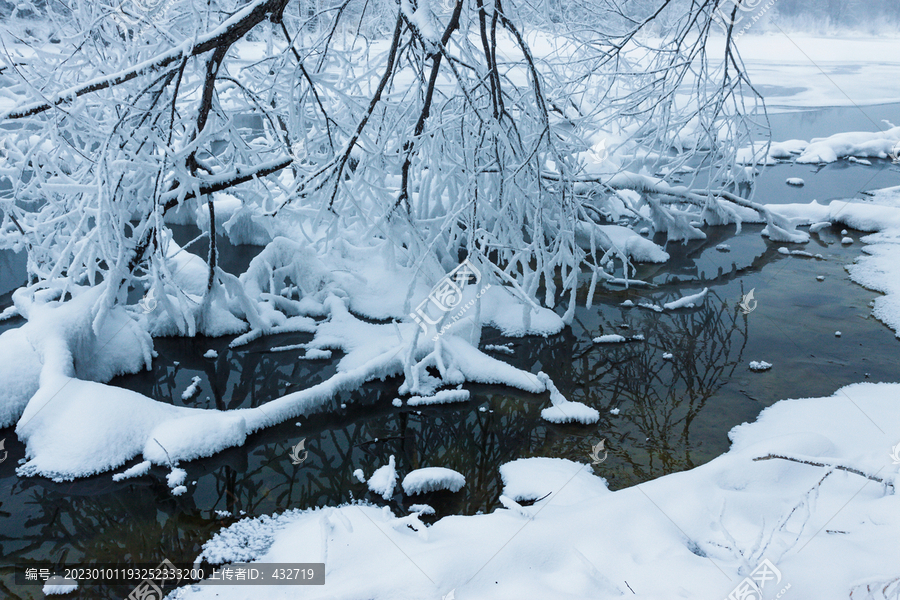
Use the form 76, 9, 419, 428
15, 372, 247, 480
575, 221, 670, 264
169, 382, 900, 600
402, 467, 465, 494
0, 284, 152, 428
797, 126, 900, 164
744, 127, 900, 165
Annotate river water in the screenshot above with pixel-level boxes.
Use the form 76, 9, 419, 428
0, 105, 899, 599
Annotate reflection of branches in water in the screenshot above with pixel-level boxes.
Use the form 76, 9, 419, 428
0, 477, 215, 600
541, 293, 748, 489
182, 294, 747, 523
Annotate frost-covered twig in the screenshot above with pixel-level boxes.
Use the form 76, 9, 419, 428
753, 454, 894, 491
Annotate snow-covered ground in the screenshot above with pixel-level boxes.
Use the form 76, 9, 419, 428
169, 383, 900, 600
712, 35, 900, 110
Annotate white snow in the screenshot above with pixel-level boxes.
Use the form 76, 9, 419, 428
169, 382, 900, 600
112, 460, 152, 482
662, 352, 673, 360
842, 237, 854, 245
171, 485, 188, 496
662, 287, 707, 310
537, 372, 599, 425
182, 376, 202, 400
407, 389, 471, 407
575, 221, 669, 264
367, 456, 397, 500
715, 243, 731, 252
483, 344, 514, 355
408, 504, 435, 515
749, 361, 772, 372
592, 334, 626, 344
167, 467, 187, 488
42, 576, 78, 595
204, 349, 218, 359
352, 469, 366, 483
391, 398, 403, 407
786, 177, 805, 186
401, 467, 466, 494
299, 349, 332, 360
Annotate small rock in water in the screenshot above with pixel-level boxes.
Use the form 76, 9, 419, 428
621, 300, 635, 307
786, 177, 805, 187
749, 361, 772, 372
392, 398, 402, 407
610, 408, 620, 415
841, 237, 853, 245
835, 331, 842, 337
203, 349, 218, 359
715, 244, 731, 252
662, 352, 673, 360
841, 229, 848, 235
777, 247, 790, 255
817, 276, 825, 281
341, 403, 347, 409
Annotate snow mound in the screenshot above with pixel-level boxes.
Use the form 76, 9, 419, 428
786, 177, 805, 186
592, 334, 626, 344
367, 455, 397, 500
500, 457, 610, 505
796, 126, 900, 164
749, 361, 772, 372
401, 467, 465, 494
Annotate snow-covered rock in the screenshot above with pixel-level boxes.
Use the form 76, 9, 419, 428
401, 467, 465, 495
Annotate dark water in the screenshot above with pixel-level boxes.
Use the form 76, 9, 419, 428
1, 108, 900, 599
